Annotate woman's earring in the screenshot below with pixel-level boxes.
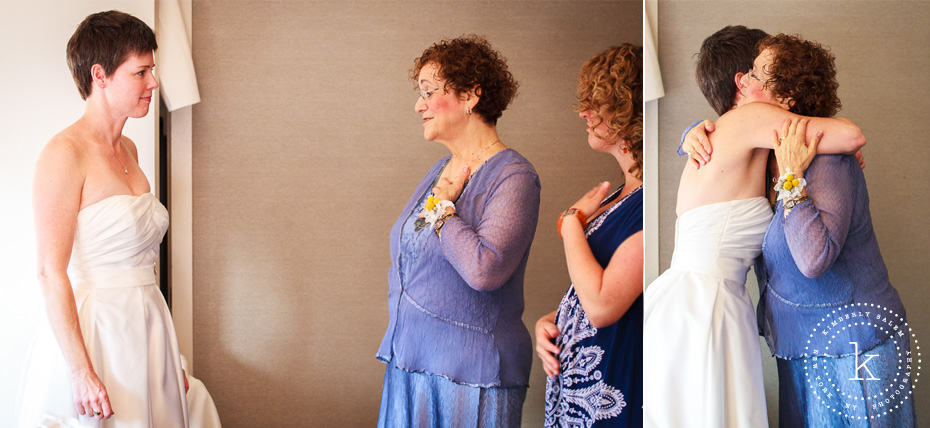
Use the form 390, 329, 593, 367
466, 107, 472, 116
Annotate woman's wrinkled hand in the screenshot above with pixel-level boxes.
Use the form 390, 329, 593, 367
71, 368, 113, 419
774, 117, 822, 176
569, 181, 611, 218
432, 166, 470, 202
684, 119, 715, 168
535, 315, 561, 378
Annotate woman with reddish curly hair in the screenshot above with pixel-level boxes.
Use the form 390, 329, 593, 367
534, 43, 643, 427
375, 35, 539, 427
754, 34, 916, 428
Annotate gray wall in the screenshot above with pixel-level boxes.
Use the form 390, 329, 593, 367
191, 1, 641, 426
656, 1, 930, 425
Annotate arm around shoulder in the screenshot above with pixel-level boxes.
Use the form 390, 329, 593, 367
733, 103, 864, 154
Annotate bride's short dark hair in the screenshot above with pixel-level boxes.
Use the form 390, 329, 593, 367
67, 10, 157, 100
695, 25, 769, 116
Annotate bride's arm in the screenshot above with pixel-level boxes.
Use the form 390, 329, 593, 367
730, 102, 865, 154
33, 137, 114, 419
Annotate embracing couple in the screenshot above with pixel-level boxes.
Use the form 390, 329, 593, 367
644, 26, 916, 427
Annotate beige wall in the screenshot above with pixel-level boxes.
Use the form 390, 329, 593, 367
191, 1, 641, 426
655, 1, 930, 425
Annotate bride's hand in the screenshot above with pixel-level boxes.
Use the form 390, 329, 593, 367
71, 368, 113, 419
774, 118, 822, 177
684, 119, 715, 167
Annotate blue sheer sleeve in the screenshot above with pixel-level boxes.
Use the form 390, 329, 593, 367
438, 167, 540, 291
678, 120, 703, 156
783, 155, 856, 278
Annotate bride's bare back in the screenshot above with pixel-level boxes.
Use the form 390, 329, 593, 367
676, 111, 770, 216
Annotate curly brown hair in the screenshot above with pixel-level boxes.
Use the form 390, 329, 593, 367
757, 34, 841, 117
576, 43, 643, 180
411, 35, 518, 125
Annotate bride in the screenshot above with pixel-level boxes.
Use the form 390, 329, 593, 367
643, 33, 864, 427
20, 11, 188, 427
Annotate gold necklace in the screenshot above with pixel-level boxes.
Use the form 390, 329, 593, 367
470, 139, 502, 163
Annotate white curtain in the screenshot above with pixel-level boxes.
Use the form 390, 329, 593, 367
156, 0, 200, 111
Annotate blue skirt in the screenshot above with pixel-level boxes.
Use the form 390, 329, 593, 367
776, 339, 916, 427
377, 361, 526, 428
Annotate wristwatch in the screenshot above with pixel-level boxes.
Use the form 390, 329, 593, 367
434, 211, 456, 236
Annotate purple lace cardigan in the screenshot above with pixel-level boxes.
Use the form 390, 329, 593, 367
377, 149, 540, 388
755, 154, 907, 359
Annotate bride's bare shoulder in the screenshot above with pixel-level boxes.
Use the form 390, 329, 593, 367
38, 125, 87, 170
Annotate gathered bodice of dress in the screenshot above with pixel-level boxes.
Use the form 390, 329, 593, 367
19, 193, 189, 427
670, 197, 773, 283
69, 193, 168, 280
644, 196, 772, 427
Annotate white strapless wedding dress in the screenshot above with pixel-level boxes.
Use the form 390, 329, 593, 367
19, 193, 188, 428
643, 197, 771, 428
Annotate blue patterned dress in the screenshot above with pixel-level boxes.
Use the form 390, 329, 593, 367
545, 185, 643, 427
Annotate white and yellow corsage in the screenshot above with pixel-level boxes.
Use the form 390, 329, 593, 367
415, 194, 455, 234
774, 168, 807, 202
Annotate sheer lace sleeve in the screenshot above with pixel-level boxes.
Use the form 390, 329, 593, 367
678, 120, 702, 156
783, 155, 856, 278
438, 168, 540, 292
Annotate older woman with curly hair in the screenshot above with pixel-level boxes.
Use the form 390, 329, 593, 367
534, 43, 643, 427
375, 35, 540, 427
754, 34, 916, 427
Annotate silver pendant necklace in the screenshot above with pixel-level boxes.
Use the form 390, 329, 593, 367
114, 153, 129, 175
